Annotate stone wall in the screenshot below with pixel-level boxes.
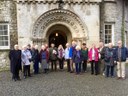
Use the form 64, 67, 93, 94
125, 1, 128, 47
100, 1, 105, 42
0, 0, 17, 71
114, 0, 123, 45
102, 0, 127, 46
115, 0, 128, 46
16, 2, 100, 48
104, 1, 117, 45
0, 51, 10, 71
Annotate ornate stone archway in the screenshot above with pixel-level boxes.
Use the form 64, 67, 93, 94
31, 9, 88, 45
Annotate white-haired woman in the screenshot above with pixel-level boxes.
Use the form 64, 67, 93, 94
88, 44, 99, 75
73, 45, 82, 74
39, 45, 49, 73
104, 43, 115, 77
65, 43, 71, 72
58, 44, 65, 70
22, 45, 32, 79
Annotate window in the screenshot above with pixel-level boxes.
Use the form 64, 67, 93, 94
125, 31, 127, 47
104, 24, 114, 44
0, 24, 10, 49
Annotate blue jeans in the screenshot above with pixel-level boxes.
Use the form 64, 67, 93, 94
33, 60, 39, 74
106, 65, 114, 77
75, 63, 81, 74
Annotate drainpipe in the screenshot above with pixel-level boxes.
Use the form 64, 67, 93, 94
100, 0, 105, 42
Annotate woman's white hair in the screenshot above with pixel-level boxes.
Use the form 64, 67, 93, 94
41, 45, 46, 49
22, 45, 27, 48
75, 45, 81, 50
14, 44, 18, 47
35, 45, 38, 49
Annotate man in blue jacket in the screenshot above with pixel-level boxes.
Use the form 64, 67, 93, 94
69, 40, 77, 73
114, 40, 128, 80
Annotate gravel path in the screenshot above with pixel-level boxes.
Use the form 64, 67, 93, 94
0, 66, 128, 96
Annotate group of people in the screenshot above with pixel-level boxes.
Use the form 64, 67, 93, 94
9, 40, 128, 81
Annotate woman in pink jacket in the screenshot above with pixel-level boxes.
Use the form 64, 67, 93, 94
88, 44, 99, 75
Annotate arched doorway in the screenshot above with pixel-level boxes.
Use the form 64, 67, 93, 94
32, 9, 88, 47
47, 24, 72, 48
49, 31, 67, 48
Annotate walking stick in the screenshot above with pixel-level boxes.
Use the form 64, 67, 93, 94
119, 58, 122, 77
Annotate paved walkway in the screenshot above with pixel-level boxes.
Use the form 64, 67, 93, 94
0, 66, 128, 96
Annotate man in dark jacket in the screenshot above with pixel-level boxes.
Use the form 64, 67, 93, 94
49, 43, 58, 71
9, 44, 22, 81
69, 40, 77, 73
31, 45, 40, 74
114, 40, 128, 80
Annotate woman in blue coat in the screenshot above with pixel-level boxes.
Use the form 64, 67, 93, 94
73, 45, 82, 74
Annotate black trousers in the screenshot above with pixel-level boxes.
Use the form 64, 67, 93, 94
91, 60, 99, 75
12, 65, 20, 80
59, 58, 64, 69
82, 60, 87, 72
23, 65, 31, 76
51, 60, 57, 71
106, 65, 114, 77
66, 59, 71, 72
33, 60, 39, 74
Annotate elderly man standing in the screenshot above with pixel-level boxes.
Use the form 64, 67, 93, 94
114, 40, 128, 80
49, 43, 58, 71
22, 45, 32, 79
9, 44, 22, 81
98, 42, 106, 75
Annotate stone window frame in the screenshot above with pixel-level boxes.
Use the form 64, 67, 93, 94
125, 31, 127, 47
0, 23, 10, 50
104, 23, 114, 45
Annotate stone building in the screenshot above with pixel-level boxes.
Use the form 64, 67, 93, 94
0, 0, 128, 70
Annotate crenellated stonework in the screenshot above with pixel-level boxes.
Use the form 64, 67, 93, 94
14, 0, 102, 4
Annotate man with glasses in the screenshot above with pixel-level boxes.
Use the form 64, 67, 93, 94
114, 40, 128, 80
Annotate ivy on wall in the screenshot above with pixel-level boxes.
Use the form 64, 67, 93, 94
121, 19, 125, 46
121, 0, 125, 46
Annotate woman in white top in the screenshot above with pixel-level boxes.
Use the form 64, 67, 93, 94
64, 43, 71, 72
22, 45, 32, 78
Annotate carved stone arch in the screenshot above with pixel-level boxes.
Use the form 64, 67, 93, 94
32, 9, 88, 44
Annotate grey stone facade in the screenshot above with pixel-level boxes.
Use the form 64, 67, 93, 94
0, 0, 127, 70
0, 0, 17, 70
100, 0, 128, 45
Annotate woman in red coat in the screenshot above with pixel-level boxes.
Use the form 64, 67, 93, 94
39, 45, 49, 73
88, 44, 99, 75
